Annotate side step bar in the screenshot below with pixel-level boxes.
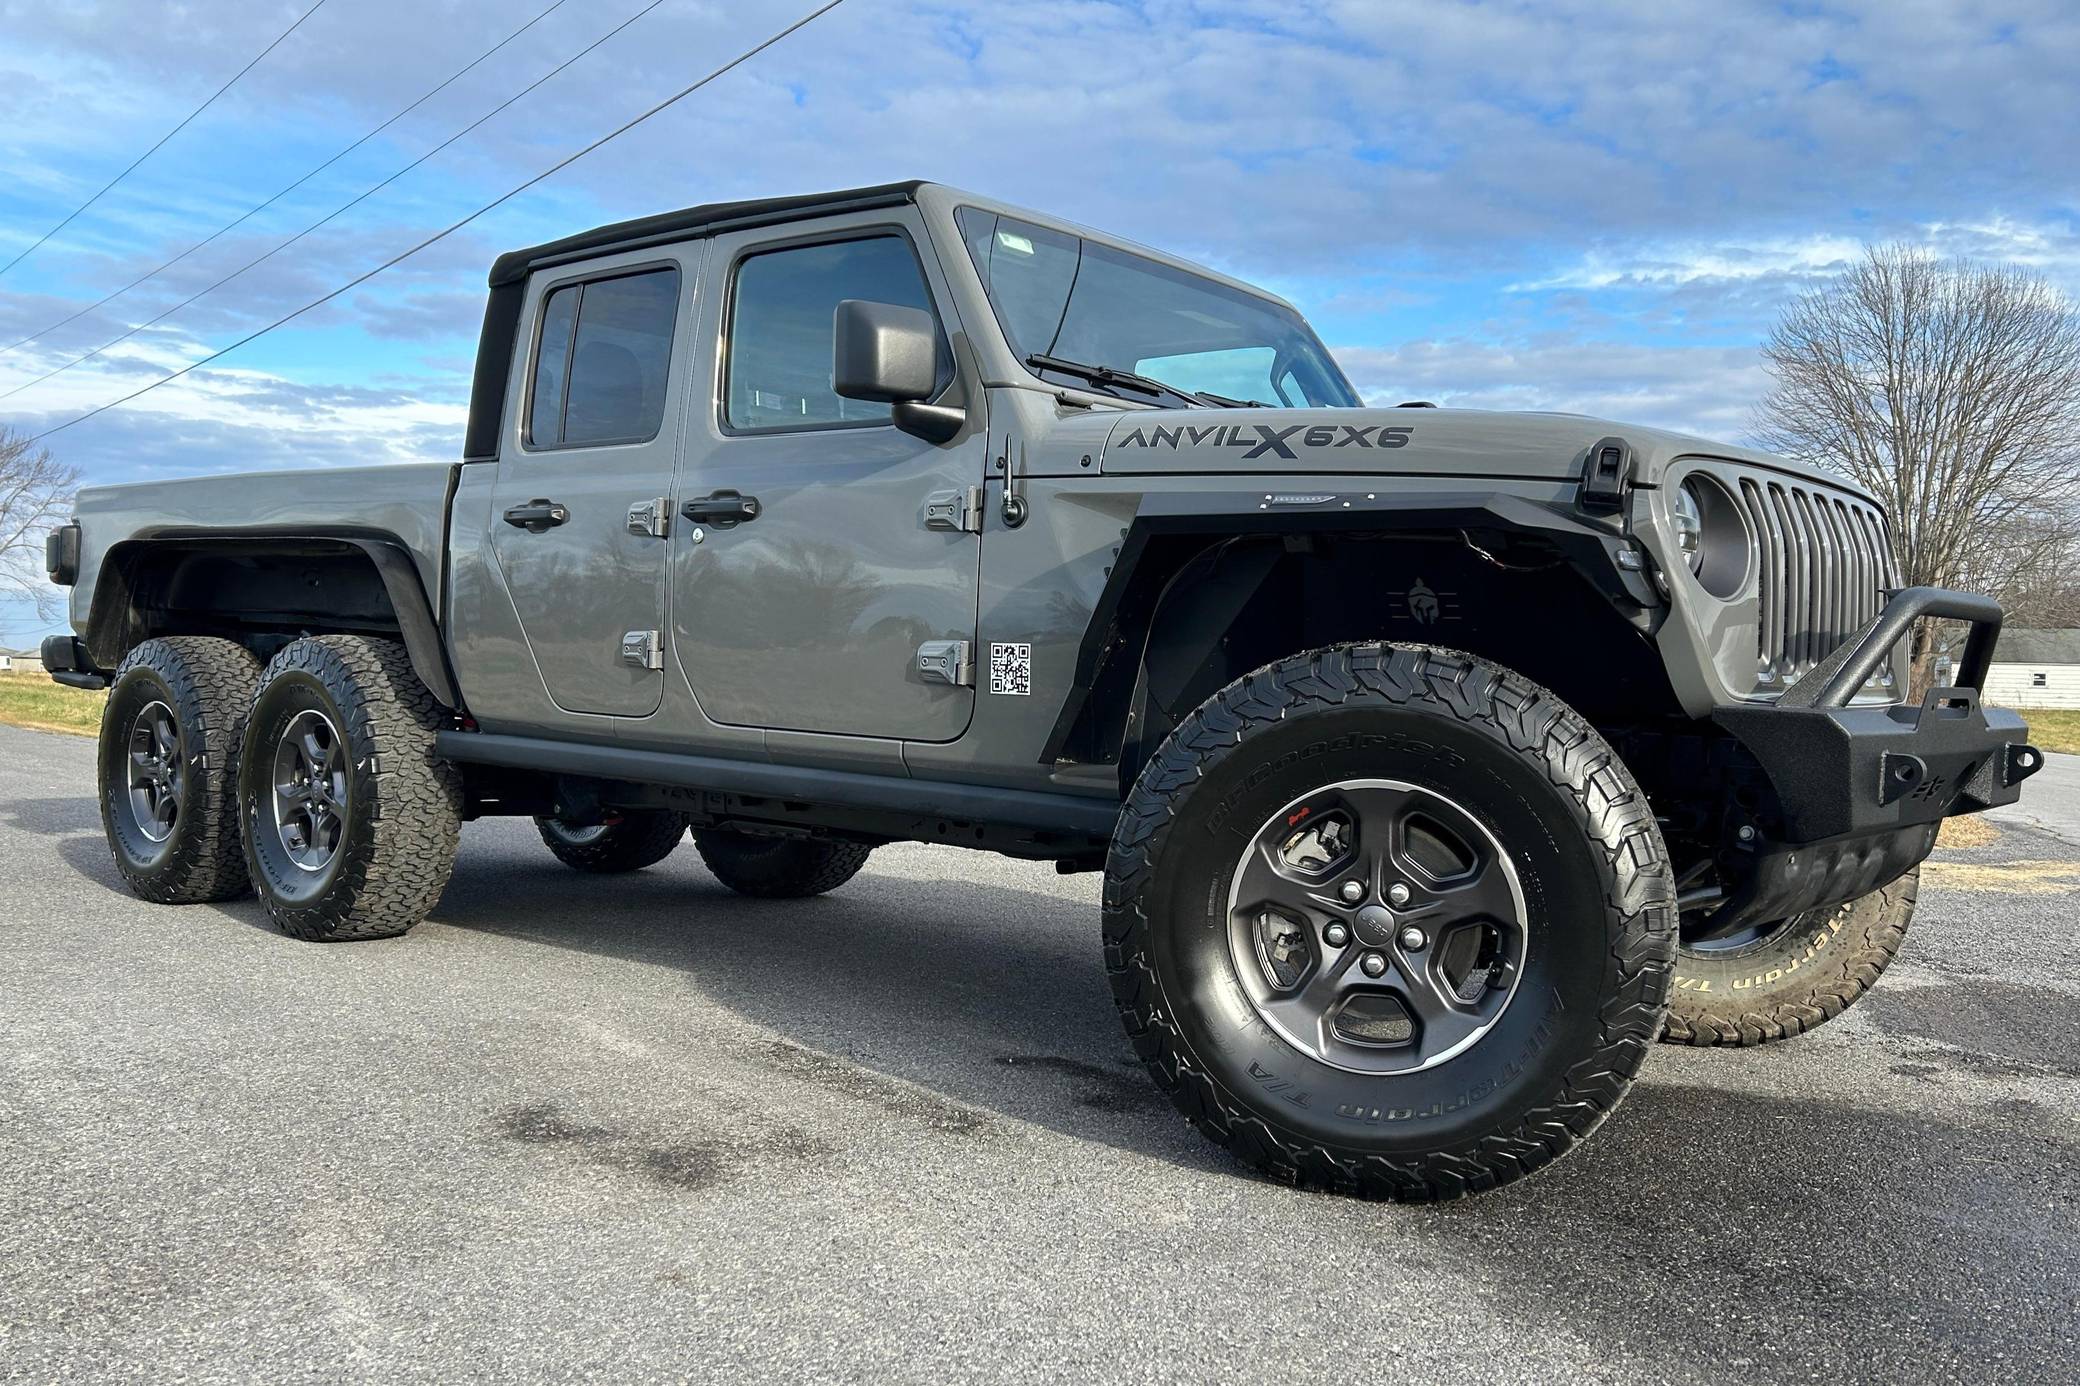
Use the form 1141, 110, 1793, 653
433, 730, 1121, 841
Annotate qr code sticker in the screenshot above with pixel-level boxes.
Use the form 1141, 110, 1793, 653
989, 642, 1032, 695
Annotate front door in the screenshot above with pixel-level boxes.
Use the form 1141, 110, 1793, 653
673, 215, 983, 742
488, 247, 699, 718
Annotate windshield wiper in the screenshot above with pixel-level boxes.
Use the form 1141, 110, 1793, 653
1024, 353, 1227, 409
1194, 390, 1272, 408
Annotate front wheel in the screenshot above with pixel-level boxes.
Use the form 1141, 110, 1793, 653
1106, 644, 1675, 1201
238, 636, 461, 941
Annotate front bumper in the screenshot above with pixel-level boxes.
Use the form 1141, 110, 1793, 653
1706, 585, 2041, 928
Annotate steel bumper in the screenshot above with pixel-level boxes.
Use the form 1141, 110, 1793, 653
1704, 585, 2042, 930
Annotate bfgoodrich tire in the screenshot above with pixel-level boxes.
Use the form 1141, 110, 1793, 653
1661, 866, 1919, 1046
1106, 643, 1675, 1201
96, 636, 262, 904
238, 636, 460, 941
692, 830, 872, 899
535, 811, 689, 872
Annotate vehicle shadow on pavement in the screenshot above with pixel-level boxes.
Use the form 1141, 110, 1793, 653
2, 795, 104, 837
428, 843, 2079, 1211
429, 845, 1233, 1176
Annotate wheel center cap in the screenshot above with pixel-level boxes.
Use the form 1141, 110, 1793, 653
1352, 903, 1398, 948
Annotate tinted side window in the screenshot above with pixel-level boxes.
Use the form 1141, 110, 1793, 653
527, 266, 680, 448
726, 236, 937, 430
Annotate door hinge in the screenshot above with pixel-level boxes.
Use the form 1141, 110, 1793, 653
627, 497, 669, 538
916, 639, 973, 687
923, 486, 984, 534
620, 630, 664, 671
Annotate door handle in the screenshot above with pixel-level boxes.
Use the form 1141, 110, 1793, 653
680, 490, 761, 528
502, 499, 569, 533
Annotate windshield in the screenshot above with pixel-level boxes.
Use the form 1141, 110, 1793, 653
955, 208, 1360, 408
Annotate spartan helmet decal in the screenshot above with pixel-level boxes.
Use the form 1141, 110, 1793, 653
1408, 578, 1441, 625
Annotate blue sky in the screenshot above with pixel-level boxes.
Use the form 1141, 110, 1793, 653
3, 0, 2078, 644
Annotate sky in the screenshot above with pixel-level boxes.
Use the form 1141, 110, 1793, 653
2, 0, 2077, 644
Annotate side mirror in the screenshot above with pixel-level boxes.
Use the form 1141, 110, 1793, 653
832, 299, 965, 443
834, 299, 937, 402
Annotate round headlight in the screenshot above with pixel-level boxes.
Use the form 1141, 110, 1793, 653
1674, 481, 1706, 573
1672, 472, 1751, 599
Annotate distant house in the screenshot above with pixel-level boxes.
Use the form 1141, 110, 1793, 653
1982, 628, 2080, 710
0, 646, 44, 675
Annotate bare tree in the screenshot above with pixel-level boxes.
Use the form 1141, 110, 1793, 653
1755, 245, 2080, 690
0, 427, 81, 624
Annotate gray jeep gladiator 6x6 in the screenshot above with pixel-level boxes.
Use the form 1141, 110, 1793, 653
43, 181, 2041, 1200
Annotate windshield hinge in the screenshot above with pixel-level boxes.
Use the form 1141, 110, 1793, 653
923, 486, 985, 534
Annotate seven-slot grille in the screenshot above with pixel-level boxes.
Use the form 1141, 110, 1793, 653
1732, 474, 1898, 690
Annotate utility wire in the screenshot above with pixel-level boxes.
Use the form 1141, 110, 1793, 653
0, 0, 331, 280
17, 0, 849, 445
1, 0, 575, 359
1, 0, 672, 404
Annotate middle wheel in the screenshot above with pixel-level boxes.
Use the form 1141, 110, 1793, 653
534, 810, 690, 873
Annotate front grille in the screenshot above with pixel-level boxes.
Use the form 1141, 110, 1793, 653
1734, 475, 1898, 690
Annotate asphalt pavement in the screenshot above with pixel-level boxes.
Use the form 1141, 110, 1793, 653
3, 722, 2076, 1383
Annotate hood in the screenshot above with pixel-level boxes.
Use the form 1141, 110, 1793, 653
1092, 405, 1875, 501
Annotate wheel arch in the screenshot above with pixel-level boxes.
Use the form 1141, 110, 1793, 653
1042, 492, 1681, 790
84, 532, 459, 709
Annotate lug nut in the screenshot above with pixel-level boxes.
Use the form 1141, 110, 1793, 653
1339, 880, 1365, 903
1323, 922, 1350, 948
1360, 952, 1387, 977
1399, 926, 1427, 951
1387, 883, 1411, 906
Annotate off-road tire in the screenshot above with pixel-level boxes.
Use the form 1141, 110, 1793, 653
535, 811, 689, 872
692, 830, 873, 899
238, 636, 460, 942
1661, 866, 1918, 1046
1105, 643, 1676, 1202
96, 636, 262, 904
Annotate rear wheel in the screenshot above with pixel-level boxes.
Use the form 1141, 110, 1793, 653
535, 811, 689, 872
1106, 643, 1675, 1201
1661, 866, 1919, 1046
96, 636, 262, 903
238, 636, 460, 941
692, 830, 872, 899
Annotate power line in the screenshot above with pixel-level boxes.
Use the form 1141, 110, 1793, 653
1, 0, 575, 359
17, 0, 850, 446
0, 0, 672, 404
0, 0, 331, 280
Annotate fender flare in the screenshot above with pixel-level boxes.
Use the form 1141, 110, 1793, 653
84, 531, 460, 709
1038, 489, 1656, 770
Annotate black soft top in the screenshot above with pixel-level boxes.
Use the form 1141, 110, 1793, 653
485, 180, 926, 286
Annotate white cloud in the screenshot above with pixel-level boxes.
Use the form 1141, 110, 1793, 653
1334, 338, 1772, 442
1517, 236, 1867, 291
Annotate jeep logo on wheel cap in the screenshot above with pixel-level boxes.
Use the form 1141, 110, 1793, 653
1352, 903, 1400, 949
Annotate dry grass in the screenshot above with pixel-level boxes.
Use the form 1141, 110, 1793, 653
1936, 815, 2001, 849
0, 671, 105, 736
2018, 707, 2080, 756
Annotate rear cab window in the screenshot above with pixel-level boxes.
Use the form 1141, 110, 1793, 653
526, 265, 681, 448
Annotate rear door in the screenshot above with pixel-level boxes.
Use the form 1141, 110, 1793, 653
670, 211, 984, 742
488, 245, 700, 718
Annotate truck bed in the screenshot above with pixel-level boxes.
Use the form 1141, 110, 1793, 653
69, 462, 460, 631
